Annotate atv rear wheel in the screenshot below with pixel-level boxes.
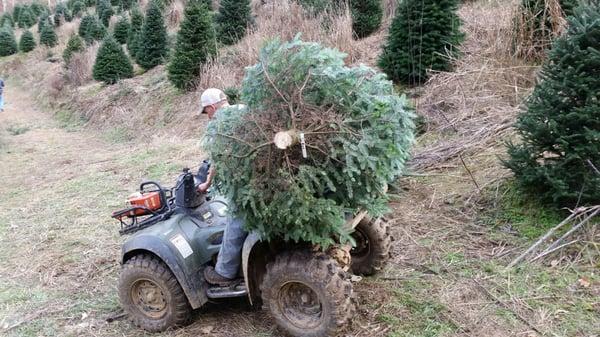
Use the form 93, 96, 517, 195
350, 216, 392, 276
261, 250, 355, 337
119, 254, 192, 332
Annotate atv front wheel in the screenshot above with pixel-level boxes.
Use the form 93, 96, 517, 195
261, 250, 355, 337
350, 216, 392, 276
119, 254, 192, 332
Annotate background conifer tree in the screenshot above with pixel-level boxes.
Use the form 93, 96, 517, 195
17, 6, 36, 28
98, 0, 114, 27
80, 14, 106, 44
350, 0, 383, 39
505, 3, 600, 206
31, 3, 49, 17
0, 27, 17, 56
126, 6, 144, 56
40, 24, 58, 47
93, 35, 134, 84
63, 34, 85, 63
0, 13, 14, 28
378, 0, 464, 85
215, 0, 252, 45
71, 0, 85, 17
168, 1, 216, 90
54, 2, 70, 26
12, 5, 23, 23
19, 30, 36, 52
135, 0, 168, 69
113, 16, 130, 44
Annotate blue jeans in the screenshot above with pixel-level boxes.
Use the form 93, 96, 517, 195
215, 216, 248, 279
0, 94, 4, 110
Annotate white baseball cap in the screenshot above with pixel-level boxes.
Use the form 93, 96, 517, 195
200, 88, 227, 113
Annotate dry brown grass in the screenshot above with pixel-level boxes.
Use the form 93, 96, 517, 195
66, 44, 99, 86
411, 0, 537, 174
511, 0, 566, 61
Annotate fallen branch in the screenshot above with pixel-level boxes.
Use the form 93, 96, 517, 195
506, 211, 578, 269
529, 239, 579, 263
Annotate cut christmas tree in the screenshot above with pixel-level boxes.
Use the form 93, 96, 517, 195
204, 37, 415, 247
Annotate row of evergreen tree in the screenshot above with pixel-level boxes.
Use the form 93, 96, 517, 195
0, 26, 60, 57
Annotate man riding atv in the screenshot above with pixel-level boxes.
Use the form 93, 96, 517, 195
198, 88, 248, 287
113, 91, 394, 337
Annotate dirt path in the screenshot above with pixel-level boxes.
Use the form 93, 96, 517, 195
0, 84, 276, 337
1, 84, 598, 337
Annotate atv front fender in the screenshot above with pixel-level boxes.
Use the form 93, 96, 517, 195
122, 234, 207, 309
242, 232, 264, 306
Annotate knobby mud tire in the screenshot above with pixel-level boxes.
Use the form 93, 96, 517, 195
350, 216, 392, 276
260, 250, 355, 337
118, 254, 192, 332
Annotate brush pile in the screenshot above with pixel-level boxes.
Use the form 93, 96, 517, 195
204, 36, 415, 246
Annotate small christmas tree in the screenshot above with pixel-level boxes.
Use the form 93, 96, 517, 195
135, 0, 168, 69
378, 0, 464, 85
505, 3, 600, 206
350, 0, 383, 39
79, 14, 95, 39
38, 15, 51, 33
31, 3, 49, 17
19, 30, 36, 52
120, 0, 133, 10
40, 24, 58, 47
97, 0, 114, 27
93, 35, 134, 84
113, 16, 130, 44
79, 14, 105, 44
12, 5, 23, 23
0, 27, 18, 56
0, 13, 14, 28
63, 34, 85, 64
71, 1, 85, 17
126, 6, 144, 57
215, 0, 252, 45
168, 1, 216, 90
17, 6, 36, 29
54, 2, 70, 26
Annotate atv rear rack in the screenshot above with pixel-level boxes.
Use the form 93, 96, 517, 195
112, 181, 175, 235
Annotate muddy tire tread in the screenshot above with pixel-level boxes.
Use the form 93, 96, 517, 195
119, 254, 192, 332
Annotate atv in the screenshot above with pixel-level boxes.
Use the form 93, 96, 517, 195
112, 162, 392, 337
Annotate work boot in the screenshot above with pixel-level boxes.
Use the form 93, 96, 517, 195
204, 266, 236, 286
